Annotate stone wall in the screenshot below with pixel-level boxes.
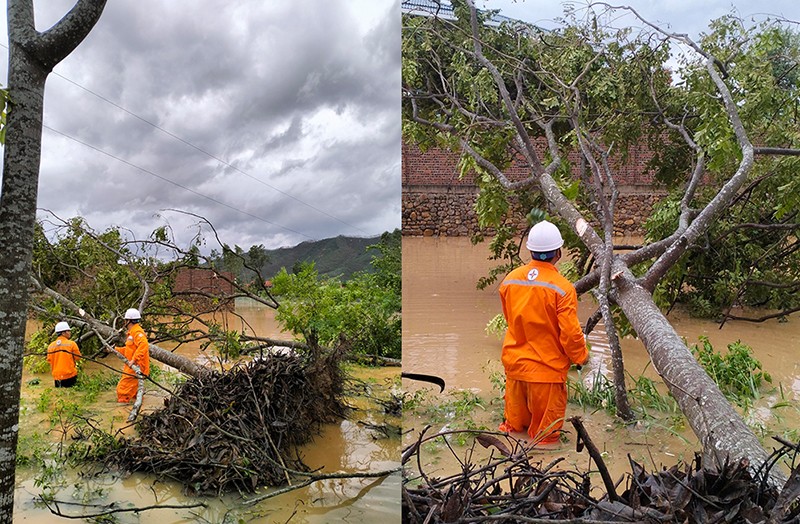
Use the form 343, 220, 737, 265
403, 187, 478, 237
402, 142, 668, 237
402, 186, 666, 237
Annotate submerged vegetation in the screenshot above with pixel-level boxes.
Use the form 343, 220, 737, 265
110, 350, 349, 495
17, 356, 401, 517
403, 419, 800, 524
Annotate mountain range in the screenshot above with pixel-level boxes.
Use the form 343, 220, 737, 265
260, 235, 382, 280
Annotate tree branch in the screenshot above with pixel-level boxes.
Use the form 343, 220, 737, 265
242, 467, 400, 506
42, 498, 204, 519
33, 0, 108, 71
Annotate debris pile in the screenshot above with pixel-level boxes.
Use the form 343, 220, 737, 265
110, 348, 348, 495
403, 419, 800, 523
403, 431, 591, 523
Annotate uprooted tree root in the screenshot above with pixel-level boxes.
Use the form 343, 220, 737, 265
403, 417, 800, 523
108, 345, 349, 495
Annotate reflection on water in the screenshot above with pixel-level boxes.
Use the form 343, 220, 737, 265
402, 236, 800, 481
16, 306, 400, 523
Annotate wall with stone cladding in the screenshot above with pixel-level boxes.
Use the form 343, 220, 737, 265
403, 187, 482, 237
402, 143, 667, 237
402, 186, 665, 237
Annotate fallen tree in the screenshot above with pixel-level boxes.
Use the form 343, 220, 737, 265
402, 0, 800, 483
23, 213, 400, 496
29, 211, 400, 367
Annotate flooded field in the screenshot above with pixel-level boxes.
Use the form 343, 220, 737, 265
14, 235, 799, 520
15, 304, 400, 523
402, 236, 800, 484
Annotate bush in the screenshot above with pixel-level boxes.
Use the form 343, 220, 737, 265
270, 232, 401, 359
691, 336, 771, 407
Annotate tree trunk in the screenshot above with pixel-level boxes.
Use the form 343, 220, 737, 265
98, 327, 208, 379
148, 344, 208, 378
612, 265, 778, 481
0, 39, 46, 524
0, 1, 106, 520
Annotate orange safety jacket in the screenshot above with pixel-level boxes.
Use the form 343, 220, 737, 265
47, 336, 81, 381
117, 323, 150, 376
499, 260, 588, 383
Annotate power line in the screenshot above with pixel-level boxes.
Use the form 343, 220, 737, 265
48, 69, 371, 236
43, 124, 314, 240
0, 39, 373, 236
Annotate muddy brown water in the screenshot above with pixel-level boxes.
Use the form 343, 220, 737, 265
13, 237, 800, 520
15, 303, 400, 523
402, 236, 800, 487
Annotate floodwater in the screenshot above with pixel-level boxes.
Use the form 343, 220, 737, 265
15, 303, 400, 523
402, 236, 800, 483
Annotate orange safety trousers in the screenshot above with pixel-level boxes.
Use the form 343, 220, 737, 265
501, 378, 566, 443
117, 375, 140, 403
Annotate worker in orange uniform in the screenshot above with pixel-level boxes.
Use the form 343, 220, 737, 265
47, 321, 82, 388
498, 220, 589, 445
116, 308, 150, 403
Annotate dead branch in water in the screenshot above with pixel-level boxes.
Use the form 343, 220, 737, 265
241, 467, 401, 506
402, 417, 800, 523
41, 499, 206, 520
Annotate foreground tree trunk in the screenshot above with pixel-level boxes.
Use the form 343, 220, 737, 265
0, 1, 107, 520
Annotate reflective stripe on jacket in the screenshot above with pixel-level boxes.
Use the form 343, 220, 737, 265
499, 260, 587, 383
47, 336, 81, 381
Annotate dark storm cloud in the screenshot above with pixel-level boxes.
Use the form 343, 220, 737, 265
1, 0, 400, 250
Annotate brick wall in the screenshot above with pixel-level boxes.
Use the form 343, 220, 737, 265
172, 268, 235, 311
402, 141, 660, 187
402, 142, 667, 237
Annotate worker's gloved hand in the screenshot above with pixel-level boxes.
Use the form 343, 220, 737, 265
115, 331, 128, 347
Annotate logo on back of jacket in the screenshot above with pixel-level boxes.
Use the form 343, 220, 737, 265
527, 268, 539, 281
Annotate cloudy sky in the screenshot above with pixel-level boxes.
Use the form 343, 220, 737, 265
1, 1, 795, 254
0, 1, 400, 251
477, 0, 798, 36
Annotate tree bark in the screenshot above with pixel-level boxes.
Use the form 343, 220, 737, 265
612, 266, 776, 479
0, 1, 106, 520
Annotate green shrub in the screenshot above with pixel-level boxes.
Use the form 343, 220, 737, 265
691, 336, 771, 406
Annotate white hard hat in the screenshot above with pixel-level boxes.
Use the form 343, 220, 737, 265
526, 220, 564, 252
54, 321, 71, 333
124, 308, 141, 320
